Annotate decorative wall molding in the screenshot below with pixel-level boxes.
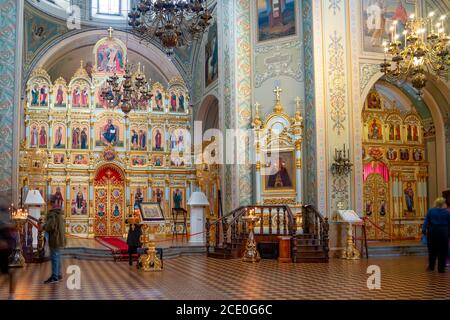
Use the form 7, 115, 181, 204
360, 63, 381, 95
254, 40, 304, 88
235, 0, 253, 207
0, 0, 19, 197
302, 0, 317, 206
328, 31, 346, 136
328, 0, 342, 15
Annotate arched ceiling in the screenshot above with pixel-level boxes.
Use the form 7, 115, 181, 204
46, 45, 168, 86
26, 29, 181, 90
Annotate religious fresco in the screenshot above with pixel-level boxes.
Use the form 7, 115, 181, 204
28, 68, 51, 108
71, 153, 89, 165
95, 118, 124, 147
94, 32, 126, 75
130, 186, 146, 209
29, 122, 48, 148
50, 185, 65, 210
169, 128, 190, 152
24, 9, 66, 65
152, 127, 164, 151
52, 123, 66, 149
362, 87, 427, 241
368, 118, 383, 140
21, 30, 196, 238
130, 155, 147, 167
205, 21, 218, 87
151, 83, 166, 112
263, 151, 295, 192
71, 124, 89, 150
152, 187, 165, 207
170, 188, 185, 212
257, 0, 297, 42
70, 185, 88, 216
53, 78, 67, 108
151, 155, 164, 167
130, 125, 147, 151
361, 0, 415, 53
71, 83, 90, 109
53, 153, 65, 165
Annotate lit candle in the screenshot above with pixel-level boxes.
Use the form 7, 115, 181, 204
429, 11, 435, 34
403, 30, 408, 47
393, 20, 398, 40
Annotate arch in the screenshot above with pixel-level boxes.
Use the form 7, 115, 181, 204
94, 163, 125, 183
196, 94, 219, 133
360, 79, 448, 197
24, 29, 184, 93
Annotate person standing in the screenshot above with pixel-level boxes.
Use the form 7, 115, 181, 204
126, 224, 142, 267
43, 195, 66, 284
0, 214, 17, 299
422, 197, 450, 273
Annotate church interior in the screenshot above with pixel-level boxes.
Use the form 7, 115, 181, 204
0, 0, 450, 301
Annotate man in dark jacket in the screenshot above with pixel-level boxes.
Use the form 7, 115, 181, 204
422, 197, 450, 273
127, 223, 142, 266
43, 195, 66, 284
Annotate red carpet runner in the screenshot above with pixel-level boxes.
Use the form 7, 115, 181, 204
96, 237, 129, 260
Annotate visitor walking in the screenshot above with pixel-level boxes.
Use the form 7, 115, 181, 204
0, 214, 17, 300
422, 197, 450, 273
43, 195, 66, 284
127, 224, 142, 267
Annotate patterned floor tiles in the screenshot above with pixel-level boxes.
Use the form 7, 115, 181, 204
0, 256, 449, 300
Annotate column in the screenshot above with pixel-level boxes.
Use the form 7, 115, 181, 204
0, 0, 24, 209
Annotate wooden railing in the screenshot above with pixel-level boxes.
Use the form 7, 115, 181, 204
205, 205, 297, 255
22, 216, 45, 262
206, 203, 329, 260
302, 204, 329, 255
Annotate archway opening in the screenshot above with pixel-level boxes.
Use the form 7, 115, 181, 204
361, 82, 432, 241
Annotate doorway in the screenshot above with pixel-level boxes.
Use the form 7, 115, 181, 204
93, 164, 126, 236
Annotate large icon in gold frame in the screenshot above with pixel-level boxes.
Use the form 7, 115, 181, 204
262, 150, 296, 193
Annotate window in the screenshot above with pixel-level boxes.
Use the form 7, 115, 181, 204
92, 0, 129, 19
96, 0, 121, 16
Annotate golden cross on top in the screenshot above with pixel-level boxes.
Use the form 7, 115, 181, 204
108, 27, 114, 38
274, 86, 282, 101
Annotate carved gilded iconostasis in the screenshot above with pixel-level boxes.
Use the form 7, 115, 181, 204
362, 89, 428, 241
19, 32, 197, 238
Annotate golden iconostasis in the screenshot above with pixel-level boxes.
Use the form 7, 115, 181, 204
19, 32, 202, 238
362, 89, 428, 240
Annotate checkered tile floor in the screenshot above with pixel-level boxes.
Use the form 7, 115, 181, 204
0, 256, 449, 300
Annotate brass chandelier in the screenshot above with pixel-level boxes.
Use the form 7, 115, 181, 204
128, 0, 212, 56
101, 62, 153, 115
381, 12, 450, 96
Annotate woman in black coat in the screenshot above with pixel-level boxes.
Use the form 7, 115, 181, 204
126, 224, 142, 266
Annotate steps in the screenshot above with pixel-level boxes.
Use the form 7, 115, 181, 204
62, 244, 206, 261
367, 243, 428, 257
293, 234, 328, 263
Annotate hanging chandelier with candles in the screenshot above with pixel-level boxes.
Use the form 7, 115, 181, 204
101, 62, 153, 115
380, 12, 450, 96
128, 0, 212, 56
